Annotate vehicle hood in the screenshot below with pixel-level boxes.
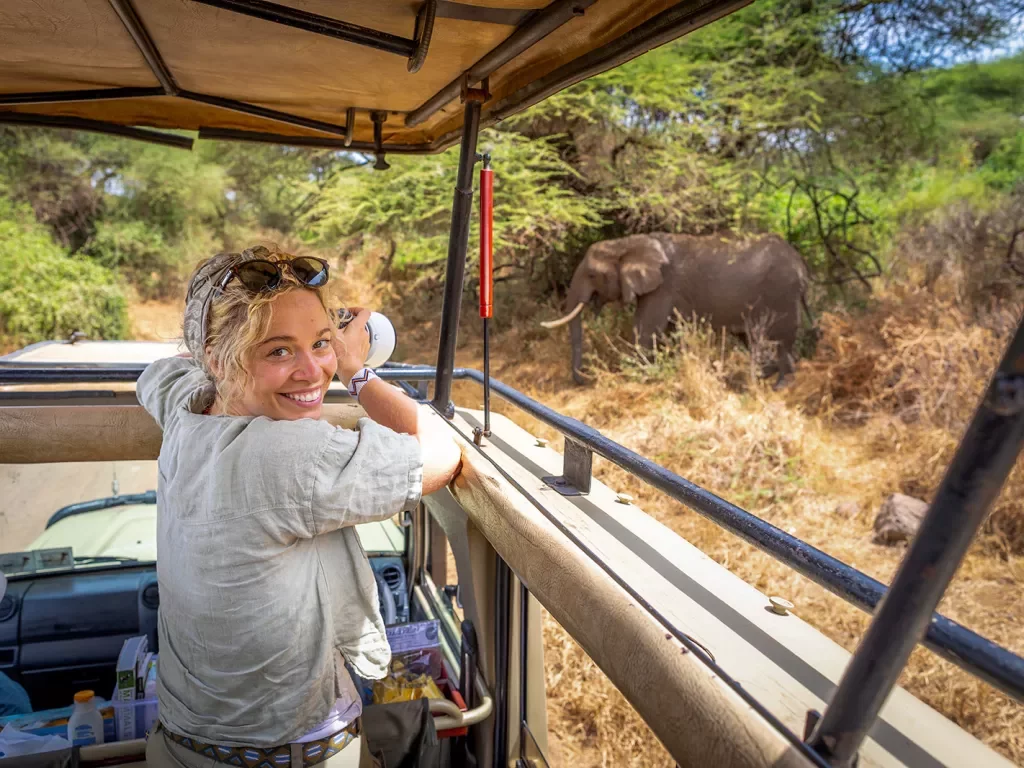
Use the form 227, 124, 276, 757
28, 504, 157, 561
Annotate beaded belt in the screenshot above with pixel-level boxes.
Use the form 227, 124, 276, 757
162, 720, 359, 768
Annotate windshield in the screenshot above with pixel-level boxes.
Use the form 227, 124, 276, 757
0, 459, 406, 576
0, 460, 159, 574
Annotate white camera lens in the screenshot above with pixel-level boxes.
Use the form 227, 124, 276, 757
339, 310, 396, 368
364, 312, 396, 368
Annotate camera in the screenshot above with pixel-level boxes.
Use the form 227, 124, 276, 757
337, 309, 397, 368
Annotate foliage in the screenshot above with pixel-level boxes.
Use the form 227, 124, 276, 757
0, 129, 105, 250
199, 142, 351, 231
0, 197, 128, 347
79, 219, 172, 299
980, 131, 1024, 190
0, 0, 1021, 344
828, 0, 1024, 71
917, 52, 1024, 159
300, 130, 605, 281
111, 141, 230, 239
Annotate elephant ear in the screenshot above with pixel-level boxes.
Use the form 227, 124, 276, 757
620, 237, 668, 304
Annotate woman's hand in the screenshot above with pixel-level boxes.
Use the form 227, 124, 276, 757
333, 307, 371, 385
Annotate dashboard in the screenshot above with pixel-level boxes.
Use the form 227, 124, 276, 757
0, 557, 409, 711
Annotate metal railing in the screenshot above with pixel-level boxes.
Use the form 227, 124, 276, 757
2, 357, 1022, 710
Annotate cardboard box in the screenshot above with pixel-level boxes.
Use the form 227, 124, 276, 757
114, 636, 148, 741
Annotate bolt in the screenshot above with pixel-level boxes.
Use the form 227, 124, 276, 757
768, 596, 793, 616
615, 492, 634, 505
989, 373, 1024, 415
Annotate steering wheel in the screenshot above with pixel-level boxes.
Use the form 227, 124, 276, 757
374, 569, 398, 626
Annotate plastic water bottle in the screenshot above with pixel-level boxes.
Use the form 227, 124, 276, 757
68, 690, 105, 746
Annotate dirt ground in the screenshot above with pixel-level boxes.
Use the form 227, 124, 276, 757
8, 288, 1021, 767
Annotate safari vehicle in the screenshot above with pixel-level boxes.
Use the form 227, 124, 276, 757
0, 1, 1022, 767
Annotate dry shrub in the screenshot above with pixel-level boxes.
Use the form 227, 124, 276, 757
889, 194, 1024, 309
542, 610, 673, 768
584, 312, 769, 416
787, 289, 1024, 552
793, 297, 1017, 429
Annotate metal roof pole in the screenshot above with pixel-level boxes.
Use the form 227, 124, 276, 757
107, 0, 180, 95
808, 311, 1024, 766
432, 92, 483, 417
0, 113, 194, 150
405, 0, 594, 128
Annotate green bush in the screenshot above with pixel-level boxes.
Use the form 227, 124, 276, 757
980, 131, 1024, 190
0, 197, 128, 347
81, 219, 177, 299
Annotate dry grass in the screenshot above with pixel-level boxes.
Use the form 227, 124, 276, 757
378, 231, 1024, 764
131, 239, 1024, 766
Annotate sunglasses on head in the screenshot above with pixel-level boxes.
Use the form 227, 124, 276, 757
198, 256, 330, 350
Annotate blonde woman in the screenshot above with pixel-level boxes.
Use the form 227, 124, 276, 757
139, 245, 461, 768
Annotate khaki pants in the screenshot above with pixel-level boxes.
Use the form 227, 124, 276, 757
145, 722, 379, 768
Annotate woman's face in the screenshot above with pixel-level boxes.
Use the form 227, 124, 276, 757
233, 289, 338, 420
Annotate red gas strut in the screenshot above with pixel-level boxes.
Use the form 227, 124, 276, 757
476, 154, 493, 444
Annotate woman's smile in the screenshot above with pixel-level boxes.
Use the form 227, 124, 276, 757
279, 386, 323, 408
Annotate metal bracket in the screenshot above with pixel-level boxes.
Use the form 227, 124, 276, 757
461, 75, 491, 103
989, 372, 1024, 415
344, 107, 355, 147
804, 710, 859, 768
371, 111, 390, 170
542, 437, 592, 495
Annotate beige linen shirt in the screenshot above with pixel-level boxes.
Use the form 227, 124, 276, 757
137, 357, 423, 746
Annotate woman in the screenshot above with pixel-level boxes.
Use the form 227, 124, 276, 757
140, 245, 462, 768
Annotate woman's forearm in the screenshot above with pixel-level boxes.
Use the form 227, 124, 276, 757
355, 378, 462, 494
355, 378, 419, 435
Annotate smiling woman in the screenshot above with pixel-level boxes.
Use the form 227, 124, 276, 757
134, 244, 462, 767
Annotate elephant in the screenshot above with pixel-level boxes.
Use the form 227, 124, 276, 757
541, 233, 809, 385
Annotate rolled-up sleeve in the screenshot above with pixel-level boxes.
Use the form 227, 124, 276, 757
310, 418, 423, 533
137, 357, 209, 428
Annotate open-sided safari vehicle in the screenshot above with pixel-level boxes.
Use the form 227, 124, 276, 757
1, 2, 1023, 767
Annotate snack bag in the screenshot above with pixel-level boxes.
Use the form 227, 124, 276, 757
372, 659, 445, 704
372, 620, 445, 705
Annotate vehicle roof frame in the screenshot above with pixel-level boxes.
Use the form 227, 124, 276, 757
0, 0, 750, 157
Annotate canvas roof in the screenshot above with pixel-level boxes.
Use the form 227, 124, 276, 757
0, 0, 747, 153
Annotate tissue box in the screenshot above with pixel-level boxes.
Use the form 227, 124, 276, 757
0, 704, 115, 743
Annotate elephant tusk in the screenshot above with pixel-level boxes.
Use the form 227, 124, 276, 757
540, 302, 585, 329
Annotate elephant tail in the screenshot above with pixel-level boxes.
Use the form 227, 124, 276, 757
800, 293, 815, 328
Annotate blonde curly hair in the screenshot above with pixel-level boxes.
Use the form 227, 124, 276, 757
185, 245, 337, 405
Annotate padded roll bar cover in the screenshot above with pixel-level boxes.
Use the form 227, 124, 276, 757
0, 404, 366, 463
449, 443, 815, 768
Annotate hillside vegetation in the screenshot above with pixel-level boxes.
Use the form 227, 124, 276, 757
2, 0, 1024, 764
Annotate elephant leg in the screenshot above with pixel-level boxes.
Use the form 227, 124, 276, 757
771, 321, 798, 389
633, 286, 676, 350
